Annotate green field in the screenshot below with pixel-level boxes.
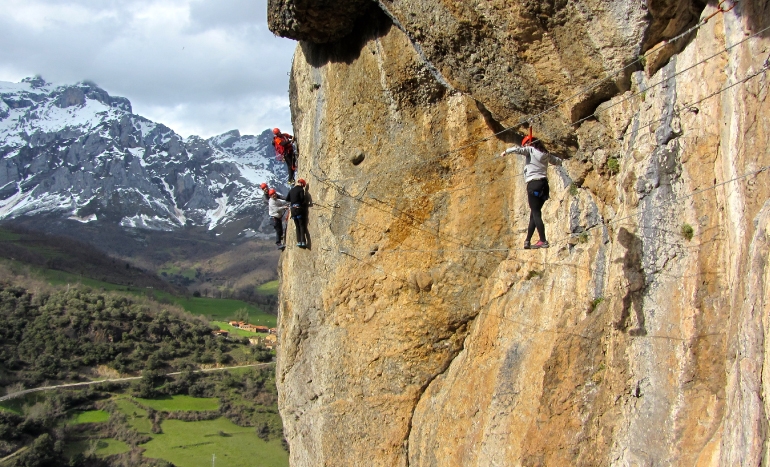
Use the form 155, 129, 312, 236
71, 410, 110, 424
171, 296, 276, 327
32, 267, 140, 292
0, 399, 24, 415
23, 264, 277, 327
114, 398, 152, 433
0, 230, 21, 241
65, 438, 131, 458
159, 266, 197, 280
135, 395, 220, 412
0, 392, 46, 415
256, 280, 279, 295
222, 366, 261, 376
141, 418, 288, 467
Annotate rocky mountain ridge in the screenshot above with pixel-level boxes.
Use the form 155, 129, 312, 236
270, 0, 770, 466
0, 76, 286, 234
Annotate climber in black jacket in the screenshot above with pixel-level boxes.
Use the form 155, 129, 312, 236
287, 179, 308, 248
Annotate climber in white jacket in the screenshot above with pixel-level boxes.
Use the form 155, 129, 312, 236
500, 132, 563, 249
268, 189, 290, 250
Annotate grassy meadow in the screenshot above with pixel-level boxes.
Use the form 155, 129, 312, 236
135, 395, 220, 412
5, 262, 277, 326
141, 418, 288, 467
171, 296, 276, 327
64, 438, 131, 458
256, 280, 279, 295
59, 389, 287, 466
70, 410, 110, 424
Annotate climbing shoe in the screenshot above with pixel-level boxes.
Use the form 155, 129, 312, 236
523, 241, 531, 250
532, 240, 550, 249
277, 244, 285, 251
288, 178, 295, 185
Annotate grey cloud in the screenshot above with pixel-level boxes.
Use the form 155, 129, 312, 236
0, 0, 296, 138
140, 92, 292, 138
187, 0, 267, 31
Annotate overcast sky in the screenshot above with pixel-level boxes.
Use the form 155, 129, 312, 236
0, 0, 297, 138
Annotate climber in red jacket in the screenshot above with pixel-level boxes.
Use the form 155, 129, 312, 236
272, 128, 297, 184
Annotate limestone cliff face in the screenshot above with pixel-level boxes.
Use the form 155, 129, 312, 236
271, 1, 770, 465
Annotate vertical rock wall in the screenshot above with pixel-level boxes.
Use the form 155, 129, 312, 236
272, 1, 770, 465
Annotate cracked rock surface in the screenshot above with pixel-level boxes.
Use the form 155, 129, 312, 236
271, 1, 770, 465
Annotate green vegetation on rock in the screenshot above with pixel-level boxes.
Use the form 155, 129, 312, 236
681, 223, 694, 241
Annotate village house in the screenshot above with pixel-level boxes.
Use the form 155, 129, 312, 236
264, 334, 277, 349
254, 326, 269, 333
268, 328, 277, 335
249, 337, 260, 346
212, 330, 229, 337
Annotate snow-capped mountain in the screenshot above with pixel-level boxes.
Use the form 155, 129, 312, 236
0, 76, 287, 233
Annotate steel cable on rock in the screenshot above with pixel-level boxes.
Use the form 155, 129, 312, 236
320, 191, 729, 342
295, 3, 765, 343
333, 234, 726, 343
310, 150, 744, 339
309, 4, 753, 187
440, 21, 770, 183
309, 151, 768, 299
311, 192, 727, 284
305, 56, 769, 257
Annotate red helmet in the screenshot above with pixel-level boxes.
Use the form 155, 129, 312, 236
521, 127, 534, 147
297, 179, 306, 187
260, 182, 268, 190
268, 189, 276, 196
272, 128, 280, 135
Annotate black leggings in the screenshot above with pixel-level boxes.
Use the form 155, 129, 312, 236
526, 179, 549, 242
292, 213, 307, 244
285, 151, 296, 180
272, 217, 283, 244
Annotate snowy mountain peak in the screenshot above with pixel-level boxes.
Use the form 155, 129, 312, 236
0, 77, 287, 233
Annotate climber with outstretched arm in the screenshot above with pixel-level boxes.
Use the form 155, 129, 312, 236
272, 128, 297, 185
500, 130, 563, 250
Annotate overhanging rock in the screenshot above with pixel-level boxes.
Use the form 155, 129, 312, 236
267, 0, 373, 43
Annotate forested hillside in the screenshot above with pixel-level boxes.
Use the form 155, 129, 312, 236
0, 285, 242, 387
0, 269, 283, 467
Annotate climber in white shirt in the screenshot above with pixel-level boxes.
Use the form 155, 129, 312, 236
500, 130, 563, 249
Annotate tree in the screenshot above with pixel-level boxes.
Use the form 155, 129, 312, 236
233, 307, 249, 324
